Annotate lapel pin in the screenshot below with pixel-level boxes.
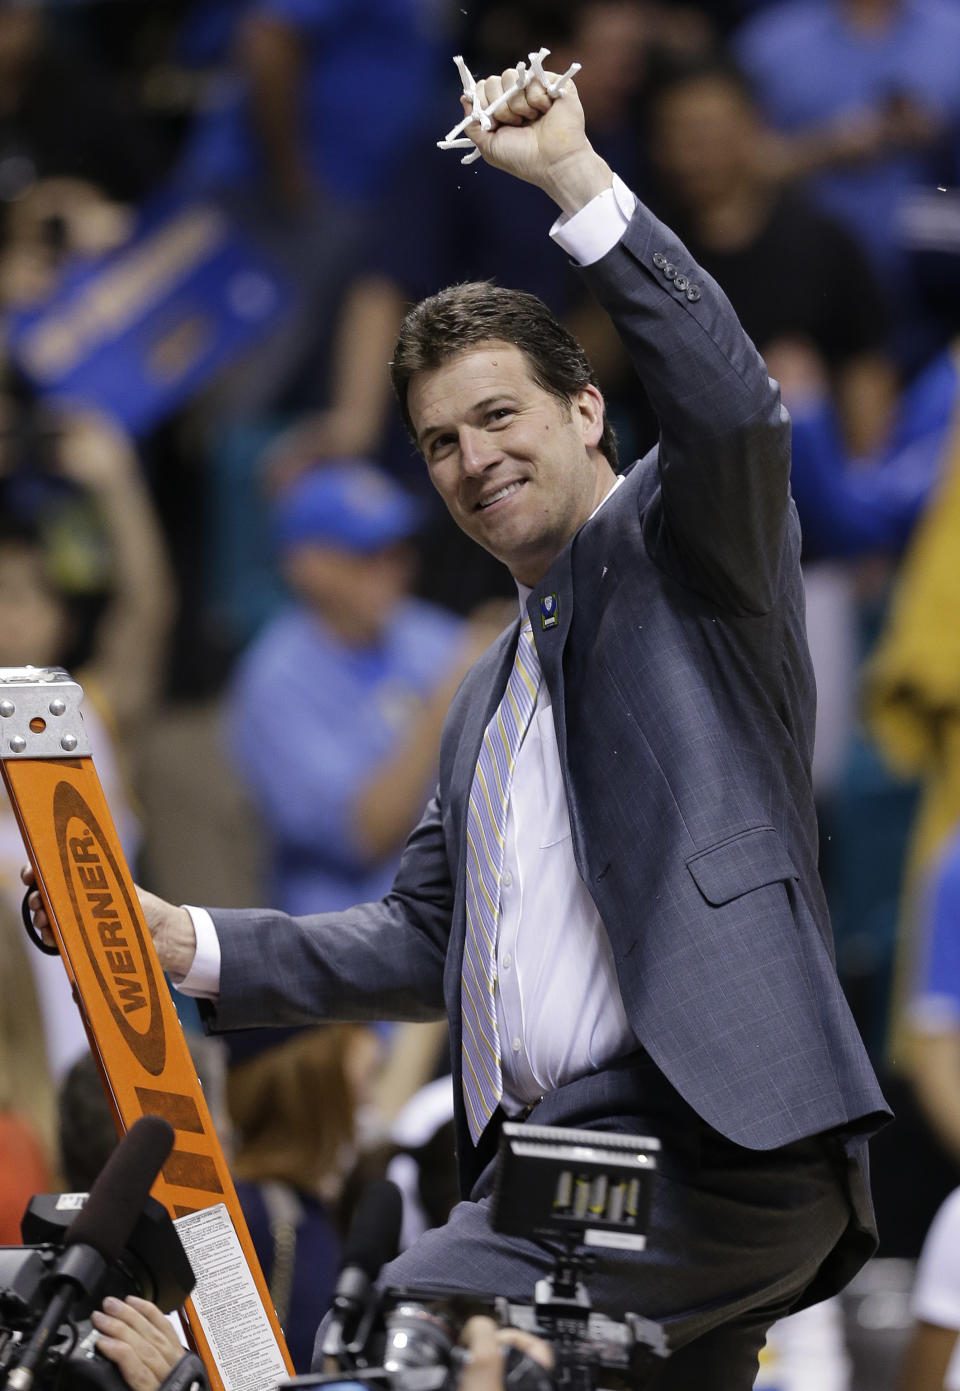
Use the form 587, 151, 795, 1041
540, 594, 559, 630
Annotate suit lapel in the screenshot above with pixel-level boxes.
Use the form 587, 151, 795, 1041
451, 623, 520, 811
527, 545, 574, 777
529, 543, 599, 878
445, 624, 519, 985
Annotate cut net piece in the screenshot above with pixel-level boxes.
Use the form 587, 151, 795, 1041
454, 54, 476, 97
438, 47, 582, 165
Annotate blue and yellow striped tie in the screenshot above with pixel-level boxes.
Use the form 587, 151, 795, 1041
461, 617, 541, 1143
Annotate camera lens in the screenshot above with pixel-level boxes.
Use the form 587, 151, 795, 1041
383, 1302, 456, 1374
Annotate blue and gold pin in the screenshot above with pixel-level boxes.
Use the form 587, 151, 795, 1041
540, 593, 559, 630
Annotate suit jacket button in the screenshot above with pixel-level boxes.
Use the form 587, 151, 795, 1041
675, 274, 688, 292
663, 263, 677, 279
653, 252, 666, 268
686, 284, 701, 302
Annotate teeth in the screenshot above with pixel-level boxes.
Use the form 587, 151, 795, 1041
480, 481, 522, 509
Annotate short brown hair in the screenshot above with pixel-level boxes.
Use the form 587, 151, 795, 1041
390, 281, 619, 471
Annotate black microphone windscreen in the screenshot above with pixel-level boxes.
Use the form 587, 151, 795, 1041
341, 1179, 403, 1280
65, 1115, 175, 1265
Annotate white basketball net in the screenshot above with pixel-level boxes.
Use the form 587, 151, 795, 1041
436, 47, 582, 165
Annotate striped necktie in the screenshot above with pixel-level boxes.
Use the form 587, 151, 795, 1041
461, 617, 541, 1143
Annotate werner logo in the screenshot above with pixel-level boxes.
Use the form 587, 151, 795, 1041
54, 782, 165, 1075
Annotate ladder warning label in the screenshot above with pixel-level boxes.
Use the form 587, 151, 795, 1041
175, 1204, 288, 1391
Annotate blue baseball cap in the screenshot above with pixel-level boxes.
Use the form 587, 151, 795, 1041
271, 461, 423, 554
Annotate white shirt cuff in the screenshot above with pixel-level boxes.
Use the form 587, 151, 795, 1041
549, 174, 637, 266
173, 906, 221, 1000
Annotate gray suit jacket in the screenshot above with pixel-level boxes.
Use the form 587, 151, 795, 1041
207, 197, 889, 1221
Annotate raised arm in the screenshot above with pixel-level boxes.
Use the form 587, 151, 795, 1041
240, 11, 315, 210
577, 191, 791, 613
465, 65, 792, 613
55, 409, 175, 737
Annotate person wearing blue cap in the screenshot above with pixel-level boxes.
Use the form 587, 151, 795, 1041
225, 460, 506, 918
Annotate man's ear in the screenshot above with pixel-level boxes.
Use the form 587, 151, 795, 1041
574, 384, 605, 449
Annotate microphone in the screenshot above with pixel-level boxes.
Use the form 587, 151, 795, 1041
321, 1178, 403, 1361
8, 1115, 175, 1391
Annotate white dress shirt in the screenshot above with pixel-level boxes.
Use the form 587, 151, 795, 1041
177, 174, 641, 1101
498, 475, 633, 1108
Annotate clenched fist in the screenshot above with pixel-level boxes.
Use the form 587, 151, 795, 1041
463, 67, 613, 216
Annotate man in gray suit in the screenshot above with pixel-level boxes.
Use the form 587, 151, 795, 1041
27, 60, 889, 1389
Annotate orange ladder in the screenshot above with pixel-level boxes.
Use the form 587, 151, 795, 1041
1, 667, 294, 1391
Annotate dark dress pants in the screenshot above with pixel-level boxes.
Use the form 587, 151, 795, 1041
317, 1053, 859, 1389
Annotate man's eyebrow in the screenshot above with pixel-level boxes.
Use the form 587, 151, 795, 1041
419, 395, 518, 450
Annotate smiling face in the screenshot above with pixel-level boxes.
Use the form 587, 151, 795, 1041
409, 341, 615, 586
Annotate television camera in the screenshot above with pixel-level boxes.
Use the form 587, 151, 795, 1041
290, 1124, 670, 1391
0, 1117, 195, 1391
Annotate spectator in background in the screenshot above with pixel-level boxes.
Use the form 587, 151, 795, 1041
896, 1184, 960, 1390
864, 378, 960, 1056
380, 1073, 458, 1254
0, 0, 161, 209
177, 0, 445, 213
732, 0, 960, 373
173, 0, 446, 416
57, 1037, 229, 1194
0, 398, 174, 1076
0, 402, 174, 747
753, 337, 957, 798
223, 1024, 384, 1372
642, 52, 898, 457
899, 822, 960, 1162
224, 461, 505, 917
57, 1049, 129, 1195
0, 899, 56, 1243
0, 175, 132, 313
779, 343, 956, 564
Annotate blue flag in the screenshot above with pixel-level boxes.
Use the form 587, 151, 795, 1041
6, 195, 293, 435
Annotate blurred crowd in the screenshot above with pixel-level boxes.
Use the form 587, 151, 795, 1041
2, 0, 960, 1386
